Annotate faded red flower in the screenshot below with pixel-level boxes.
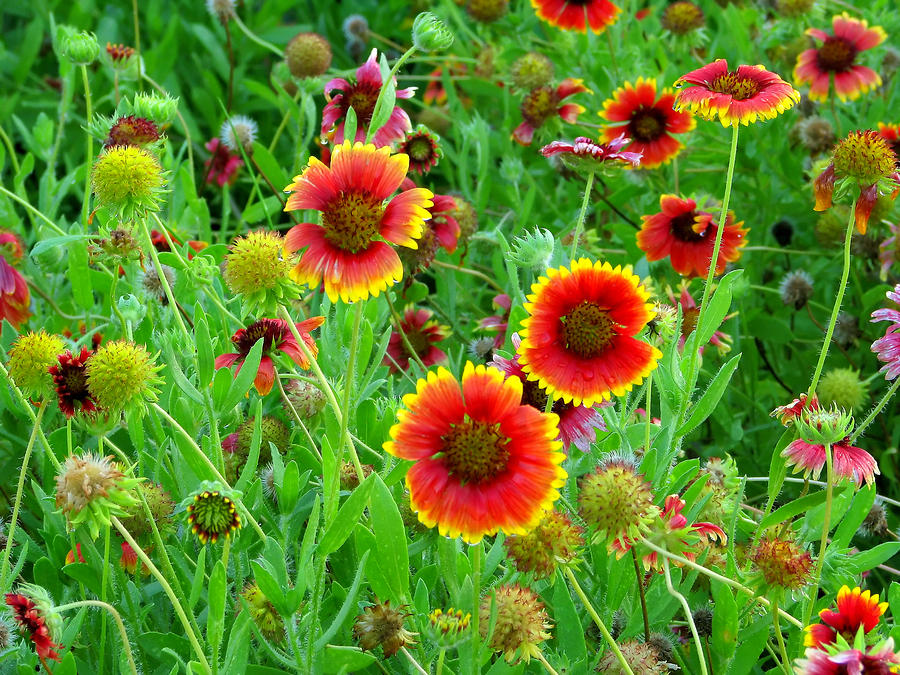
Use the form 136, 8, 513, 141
48, 348, 98, 418
783, 437, 878, 486
384, 306, 450, 373
513, 79, 590, 146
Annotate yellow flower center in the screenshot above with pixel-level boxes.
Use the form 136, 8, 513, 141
322, 192, 384, 253
670, 211, 706, 243
709, 73, 761, 101
833, 130, 897, 184
630, 109, 666, 142
817, 37, 857, 72
441, 419, 510, 484
560, 301, 618, 359
521, 87, 559, 128
661, 1, 704, 35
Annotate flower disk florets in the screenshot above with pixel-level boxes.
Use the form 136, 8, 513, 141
833, 130, 897, 184
8, 330, 64, 399
91, 146, 165, 220
223, 231, 297, 315
504, 510, 584, 579
661, 1, 705, 35
285, 32, 332, 79
479, 584, 551, 664
55, 453, 141, 538
510, 53, 554, 90
751, 536, 812, 592
85, 340, 163, 415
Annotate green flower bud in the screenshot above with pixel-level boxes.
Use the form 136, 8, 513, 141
411, 12, 454, 53
508, 227, 555, 271
63, 31, 101, 66
126, 92, 180, 128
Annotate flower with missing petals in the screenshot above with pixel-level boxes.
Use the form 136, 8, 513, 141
186, 484, 242, 544
7, 331, 64, 399
479, 584, 551, 663
353, 598, 417, 658
55, 453, 141, 538
513, 79, 591, 146
540, 134, 642, 173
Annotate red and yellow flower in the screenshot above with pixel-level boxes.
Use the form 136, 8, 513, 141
49, 348, 98, 418
877, 123, 900, 161
513, 78, 590, 146
638, 195, 747, 277
518, 259, 661, 408
215, 317, 324, 396
283, 141, 433, 303
383, 306, 450, 373
530, 0, 621, 34
794, 13, 886, 102
600, 78, 695, 169
674, 59, 800, 127
384, 362, 567, 544
0, 231, 30, 330
806, 586, 888, 649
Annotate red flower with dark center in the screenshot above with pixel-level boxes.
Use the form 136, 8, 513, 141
384, 306, 449, 373
513, 79, 590, 146
794, 13, 886, 102
674, 59, 800, 127
204, 137, 243, 187
104, 115, 160, 148
600, 78, 696, 169
322, 49, 415, 148
530, 0, 621, 34
493, 333, 606, 453
5, 592, 61, 662
805, 586, 888, 649
283, 141, 433, 303
215, 317, 324, 396
384, 362, 567, 543
49, 348, 98, 417
638, 194, 747, 277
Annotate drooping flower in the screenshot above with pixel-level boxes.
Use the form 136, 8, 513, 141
518, 259, 661, 407
354, 598, 417, 658
599, 78, 696, 169
493, 333, 606, 453
806, 586, 888, 649
529, 0, 621, 35
670, 284, 734, 356
49, 348, 98, 418
203, 137, 243, 187
383, 362, 567, 544
871, 283, 900, 380
215, 317, 324, 396
397, 125, 443, 175
283, 141, 433, 303
478, 293, 512, 349
783, 437, 878, 486
638, 194, 747, 278
673, 59, 800, 127
119, 541, 150, 576
6, 585, 63, 662
540, 134, 642, 172
479, 584, 551, 663
321, 49, 414, 147
793, 14, 886, 102
513, 79, 590, 146
813, 129, 900, 234
0, 231, 30, 330
186, 486, 241, 544
383, 306, 449, 373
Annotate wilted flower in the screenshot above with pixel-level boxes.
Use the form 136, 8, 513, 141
0, 230, 30, 330
383, 306, 449, 373
204, 137, 243, 187
779, 270, 815, 309
104, 115, 160, 149
540, 134, 642, 173
55, 452, 141, 538
479, 584, 551, 663
353, 598, 417, 658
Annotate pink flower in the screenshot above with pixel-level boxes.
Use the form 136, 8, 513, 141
401, 178, 460, 254
540, 134, 643, 168
204, 138, 243, 187
478, 294, 512, 349
783, 438, 879, 486
492, 334, 607, 453
321, 49, 414, 148
795, 638, 900, 675
383, 306, 449, 373
878, 223, 899, 280
871, 283, 900, 380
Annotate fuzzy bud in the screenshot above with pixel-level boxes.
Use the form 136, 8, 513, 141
285, 32, 333, 79
508, 227, 555, 271
504, 510, 583, 579
818, 368, 868, 412
63, 31, 100, 65
85, 340, 163, 415
510, 53, 554, 91
412, 12, 454, 52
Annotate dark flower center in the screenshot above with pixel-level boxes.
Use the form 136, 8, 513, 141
629, 108, 667, 142
235, 319, 283, 355
521, 87, 560, 128
661, 1, 705, 34
322, 191, 384, 253
522, 377, 565, 414
403, 326, 431, 357
681, 307, 700, 337
817, 37, 857, 72
560, 301, 618, 359
709, 73, 761, 101
406, 136, 435, 162
345, 82, 381, 126
670, 211, 706, 243
440, 418, 510, 484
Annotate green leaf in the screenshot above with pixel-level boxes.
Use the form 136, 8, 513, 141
249, 142, 288, 194
682, 269, 742, 378
831, 486, 876, 550
164, 343, 204, 404
250, 561, 290, 617
759, 490, 829, 531
710, 582, 738, 669
368, 474, 409, 602
194, 311, 214, 388
366, 65, 396, 143
220, 338, 263, 412
316, 549, 370, 650
279, 460, 301, 514
767, 428, 794, 505
319, 646, 376, 673
552, 569, 586, 663
845, 542, 900, 575
61, 562, 103, 597
318, 474, 375, 556
67, 239, 93, 310
343, 106, 358, 145
30, 234, 91, 257
207, 561, 227, 659
224, 611, 251, 674
678, 353, 741, 437
189, 546, 208, 610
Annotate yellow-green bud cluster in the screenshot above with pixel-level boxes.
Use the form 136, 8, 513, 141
8, 330, 65, 399
223, 231, 298, 316
84, 340, 163, 415
242, 583, 285, 643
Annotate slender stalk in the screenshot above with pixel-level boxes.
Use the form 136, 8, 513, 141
112, 516, 211, 673
771, 600, 791, 675
267, 91, 302, 153
0, 124, 21, 174
680, 124, 740, 404
0, 185, 67, 235
563, 567, 634, 675
662, 558, 708, 675
401, 647, 429, 675
470, 543, 482, 675
0, 404, 46, 591
140, 219, 192, 344
632, 549, 651, 641
0, 363, 60, 471
643, 373, 652, 454
340, 302, 367, 482
808, 206, 856, 397
224, 21, 235, 111
54, 600, 138, 675
535, 651, 561, 675
131, 0, 141, 81
851, 377, 900, 442
570, 171, 595, 259
430, 259, 505, 293
99, 524, 111, 674
803, 444, 834, 628
366, 46, 418, 144
231, 14, 283, 57
277, 376, 322, 461
141, 74, 195, 186
384, 292, 427, 372
80, 64, 93, 225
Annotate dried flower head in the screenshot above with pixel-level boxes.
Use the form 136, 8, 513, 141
91, 145, 165, 220
55, 452, 141, 538
285, 32, 333, 79
693, 607, 714, 637
467, 0, 509, 23
49, 348, 97, 418
141, 263, 176, 303
85, 340, 163, 415
281, 378, 327, 419
8, 330, 64, 399
206, 0, 236, 23
775, 0, 814, 18
779, 270, 815, 309
598, 639, 670, 673
480, 584, 551, 664
221, 115, 258, 154
834, 311, 861, 348
798, 116, 836, 155
105, 115, 160, 149
342, 14, 369, 40
353, 598, 417, 658
504, 510, 584, 578
750, 536, 813, 592
860, 502, 890, 538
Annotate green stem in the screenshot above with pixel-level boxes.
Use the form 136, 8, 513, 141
0, 185, 67, 235
534, 651, 560, 675
277, 375, 322, 462
0, 403, 46, 591
563, 567, 634, 675
366, 46, 418, 144
771, 600, 791, 675
0, 124, 21, 175
54, 600, 138, 675
140, 219, 192, 344
470, 543, 482, 675
80, 64, 93, 225
112, 516, 211, 673
851, 377, 900, 443
632, 548, 650, 642
662, 558, 708, 675
643, 372, 652, 454
0, 363, 60, 471
803, 443, 834, 628
401, 647, 429, 675
340, 302, 367, 483
808, 205, 856, 397
681, 124, 739, 400
231, 14, 283, 57
99, 523, 110, 674
131, 0, 141, 81
570, 171, 595, 259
